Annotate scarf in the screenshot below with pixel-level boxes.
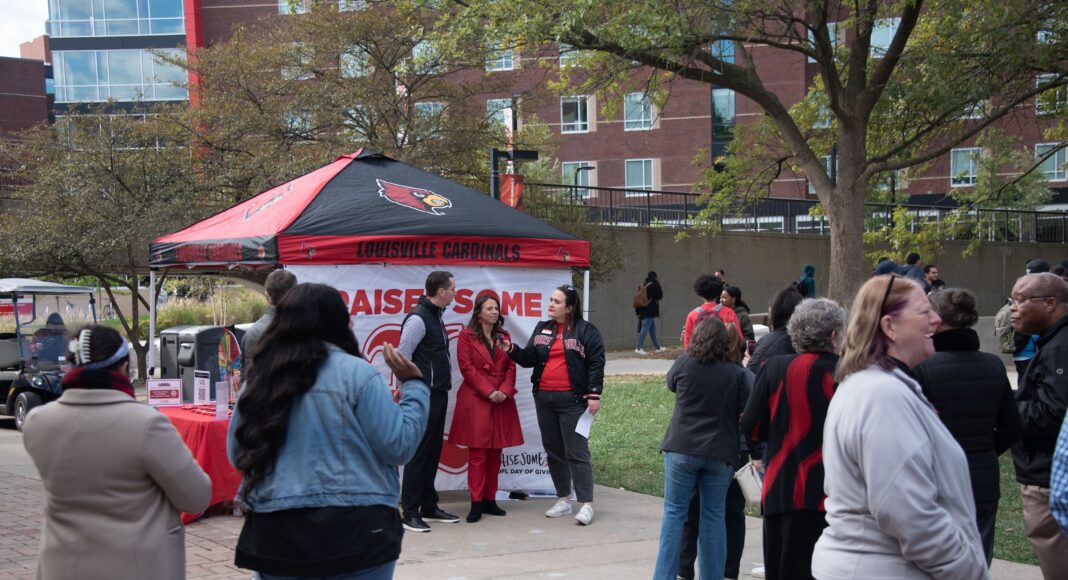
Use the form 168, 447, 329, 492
60, 366, 135, 398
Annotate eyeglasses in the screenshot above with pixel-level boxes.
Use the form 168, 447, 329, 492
1011, 295, 1053, 306
880, 274, 898, 314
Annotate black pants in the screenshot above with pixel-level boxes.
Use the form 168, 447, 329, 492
764, 510, 827, 580
534, 390, 594, 502
401, 389, 448, 517
678, 477, 745, 579
976, 500, 998, 566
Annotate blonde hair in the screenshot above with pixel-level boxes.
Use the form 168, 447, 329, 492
835, 275, 921, 381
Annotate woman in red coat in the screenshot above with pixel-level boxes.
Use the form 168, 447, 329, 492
449, 294, 524, 523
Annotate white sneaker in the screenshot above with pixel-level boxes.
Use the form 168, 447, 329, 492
545, 498, 573, 518
656, 347, 667, 352
634, 348, 648, 355
751, 565, 766, 578
574, 504, 594, 525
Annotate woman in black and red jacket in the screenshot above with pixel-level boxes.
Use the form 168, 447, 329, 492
503, 284, 605, 526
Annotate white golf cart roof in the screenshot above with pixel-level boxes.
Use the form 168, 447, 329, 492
0, 278, 95, 296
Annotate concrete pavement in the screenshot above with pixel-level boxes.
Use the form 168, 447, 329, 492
0, 352, 1038, 579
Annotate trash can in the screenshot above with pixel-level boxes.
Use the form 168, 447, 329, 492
158, 325, 192, 379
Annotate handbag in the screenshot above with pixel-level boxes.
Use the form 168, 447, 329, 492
733, 461, 763, 505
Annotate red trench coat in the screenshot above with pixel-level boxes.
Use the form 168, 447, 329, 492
448, 328, 524, 449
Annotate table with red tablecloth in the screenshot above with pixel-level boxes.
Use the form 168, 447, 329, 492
158, 406, 244, 524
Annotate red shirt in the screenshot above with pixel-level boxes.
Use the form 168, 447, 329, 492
682, 302, 745, 347
538, 330, 571, 391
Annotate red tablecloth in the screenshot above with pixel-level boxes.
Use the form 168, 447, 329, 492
159, 406, 243, 524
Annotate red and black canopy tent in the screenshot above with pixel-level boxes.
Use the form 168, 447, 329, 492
146, 149, 591, 367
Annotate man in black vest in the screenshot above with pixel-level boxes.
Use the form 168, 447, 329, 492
399, 270, 459, 532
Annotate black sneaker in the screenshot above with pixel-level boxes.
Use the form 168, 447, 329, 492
402, 515, 431, 533
420, 507, 460, 523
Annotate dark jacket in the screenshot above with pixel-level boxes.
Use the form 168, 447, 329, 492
662, 354, 753, 467
635, 280, 663, 319
508, 319, 605, 401
402, 296, 452, 391
741, 351, 839, 514
1012, 314, 1068, 486
747, 329, 795, 371
913, 328, 1022, 503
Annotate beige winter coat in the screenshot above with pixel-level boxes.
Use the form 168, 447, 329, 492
22, 389, 211, 580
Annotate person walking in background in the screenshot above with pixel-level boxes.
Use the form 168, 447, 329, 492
912, 288, 1022, 565
449, 294, 523, 523
398, 271, 461, 532
741, 298, 845, 580
795, 265, 816, 298
653, 316, 754, 580
229, 283, 429, 579
812, 275, 989, 579
923, 264, 944, 294
1008, 272, 1068, 577
747, 286, 803, 370
242, 269, 297, 381
503, 284, 605, 526
24, 325, 211, 580
720, 285, 755, 343
900, 252, 926, 284
635, 271, 665, 354
682, 274, 743, 347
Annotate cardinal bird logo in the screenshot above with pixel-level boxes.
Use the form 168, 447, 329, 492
377, 179, 452, 216
299, 241, 316, 259
556, 247, 572, 263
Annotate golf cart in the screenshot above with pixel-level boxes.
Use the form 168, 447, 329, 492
0, 278, 97, 431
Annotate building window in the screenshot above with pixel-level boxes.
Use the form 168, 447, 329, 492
871, 18, 900, 57
284, 111, 313, 140
808, 155, 837, 194
950, 147, 980, 187
48, 0, 184, 37
343, 106, 366, 138
1036, 143, 1067, 182
559, 43, 580, 67
282, 43, 312, 80
712, 88, 735, 138
485, 45, 514, 71
808, 22, 838, 63
711, 39, 734, 63
412, 41, 441, 74
625, 158, 654, 194
340, 46, 369, 78
623, 93, 653, 131
338, 0, 366, 10
561, 96, 589, 133
53, 48, 187, 102
414, 101, 444, 117
562, 161, 594, 198
1036, 74, 1067, 115
487, 98, 512, 126
278, 0, 308, 14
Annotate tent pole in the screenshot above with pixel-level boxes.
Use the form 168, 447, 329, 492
582, 269, 590, 321
147, 269, 157, 376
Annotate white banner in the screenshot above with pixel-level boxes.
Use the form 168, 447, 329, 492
288, 264, 567, 494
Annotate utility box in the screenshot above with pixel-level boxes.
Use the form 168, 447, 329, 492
158, 325, 192, 379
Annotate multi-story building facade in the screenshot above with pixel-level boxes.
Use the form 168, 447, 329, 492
16, 2, 1068, 205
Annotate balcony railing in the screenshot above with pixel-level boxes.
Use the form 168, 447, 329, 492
524, 182, 1068, 244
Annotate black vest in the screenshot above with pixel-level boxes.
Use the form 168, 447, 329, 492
403, 296, 452, 391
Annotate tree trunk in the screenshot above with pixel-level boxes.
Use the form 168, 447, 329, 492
825, 127, 868, 306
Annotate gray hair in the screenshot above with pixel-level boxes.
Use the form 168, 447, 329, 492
788, 298, 846, 353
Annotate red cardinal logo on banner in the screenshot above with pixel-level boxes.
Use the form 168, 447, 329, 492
377, 179, 453, 216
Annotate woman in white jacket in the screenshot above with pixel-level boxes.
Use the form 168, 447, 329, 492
811, 275, 989, 580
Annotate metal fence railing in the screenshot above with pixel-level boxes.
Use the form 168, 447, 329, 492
524, 182, 1068, 244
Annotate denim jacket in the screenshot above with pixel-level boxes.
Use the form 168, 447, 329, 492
227, 344, 429, 512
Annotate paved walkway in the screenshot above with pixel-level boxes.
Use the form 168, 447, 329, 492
0, 352, 1037, 579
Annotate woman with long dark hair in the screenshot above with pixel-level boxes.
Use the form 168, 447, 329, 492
23, 325, 211, 580
747, 286, 803, 370
503, 284, 605, 526
228, 283, 429, 579
448, 294, 524, 523
653, 316, 754, 580
720, 285, 754, 342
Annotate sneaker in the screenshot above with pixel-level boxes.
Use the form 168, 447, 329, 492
402, 515, 431, 533
574, 504, 594, 525
656, 347, 668, 353
751, 565, 766, 578
634, 348, 648, 355
421, 507, 460, 523
544, 498, 573, 518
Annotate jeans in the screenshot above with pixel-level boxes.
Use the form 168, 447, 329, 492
678, 477, 746, 579
534, 390, 595, 502
636, 317, 662, 350
653, 452, 733, 580
253, 560, 395, 579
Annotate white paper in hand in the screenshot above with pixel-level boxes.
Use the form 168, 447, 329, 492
574, 409, 595, 439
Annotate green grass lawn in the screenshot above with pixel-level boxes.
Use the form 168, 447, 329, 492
590, 375, 1038, 565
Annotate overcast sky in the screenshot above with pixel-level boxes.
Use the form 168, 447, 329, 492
0, 1, 49, 59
